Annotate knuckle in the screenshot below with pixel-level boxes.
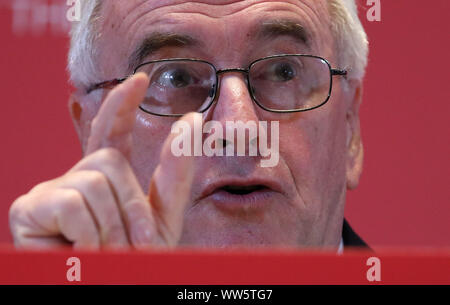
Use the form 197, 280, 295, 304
122, 197, 147, 220
60, 189, 84, 214
28, 175, 64, 194
83, 170, 107, 189
95, 148, 127, 167
8, 195, 28, 223
29, 180, 52, 193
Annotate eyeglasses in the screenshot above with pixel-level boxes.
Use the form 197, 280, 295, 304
87, 54, 347, 117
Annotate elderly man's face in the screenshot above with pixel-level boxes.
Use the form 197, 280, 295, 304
72, 0, 363, 248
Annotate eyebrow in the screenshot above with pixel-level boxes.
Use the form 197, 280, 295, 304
127, 19, 310, 71
255, 19, 311, 48
128, 33, 198, 71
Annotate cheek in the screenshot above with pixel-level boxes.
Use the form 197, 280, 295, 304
279, 105, 348, 204
278, 120, 317, 188
129, 113, 174, 192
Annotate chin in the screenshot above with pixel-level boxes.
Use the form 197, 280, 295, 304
180, 191, 304, 248
179, 221, 301, 248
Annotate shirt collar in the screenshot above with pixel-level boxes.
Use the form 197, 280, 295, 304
337, 238, 344, 255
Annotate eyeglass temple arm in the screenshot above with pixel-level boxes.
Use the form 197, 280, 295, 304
86, 78, 127, 94
331, 69, 347, 77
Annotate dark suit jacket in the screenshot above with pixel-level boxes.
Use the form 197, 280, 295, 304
342, 219, 369, 248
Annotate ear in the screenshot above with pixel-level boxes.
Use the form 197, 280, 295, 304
68, 92, 94, 154
68, 93, 83, 141
345, 80, 364, 190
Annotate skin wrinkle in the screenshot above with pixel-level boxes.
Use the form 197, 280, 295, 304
72, 0, 362, 248
315, 101, 347, 244
122, 1, 306, 20
279, 113, 319, 206
285, 158, 307, 209
284, 90, 346, 246
96, 0, 333, 80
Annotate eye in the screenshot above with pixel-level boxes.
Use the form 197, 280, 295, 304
266, 62, 298, 82
157, 68, 193, 88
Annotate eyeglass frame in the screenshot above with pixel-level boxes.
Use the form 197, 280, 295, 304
86, 54, 348, 117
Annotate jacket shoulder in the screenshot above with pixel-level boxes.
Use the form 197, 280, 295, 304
342, 219, 370, 249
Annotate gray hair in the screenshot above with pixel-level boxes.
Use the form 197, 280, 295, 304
68, 0, 368, 91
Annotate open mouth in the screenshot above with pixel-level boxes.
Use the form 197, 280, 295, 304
220, 185, 267, 195
196, 178, 282, 209
205, 183, 275, 210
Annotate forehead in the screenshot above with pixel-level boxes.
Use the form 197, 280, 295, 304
104, 0, 330, 16
96, 0, 333, 72
103, 0, 330, 31
101, 0, 331, 36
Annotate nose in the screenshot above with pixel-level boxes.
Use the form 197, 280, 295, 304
206, 73, 259, 123
203, 73, 261, 154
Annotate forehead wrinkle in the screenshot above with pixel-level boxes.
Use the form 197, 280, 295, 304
110, 0, 245, 24
114, 0, 329, 24
99, 0, 332, 76
290, 0, 332, 56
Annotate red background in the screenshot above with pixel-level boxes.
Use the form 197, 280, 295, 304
1, 247, 449, 284
0, 0, 449, 248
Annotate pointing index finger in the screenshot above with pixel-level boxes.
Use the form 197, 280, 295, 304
86, 73, 149, 157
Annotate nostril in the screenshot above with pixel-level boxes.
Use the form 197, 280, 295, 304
214, 138, 229, 149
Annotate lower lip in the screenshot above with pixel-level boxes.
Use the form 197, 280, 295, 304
205, 188, 276, 211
